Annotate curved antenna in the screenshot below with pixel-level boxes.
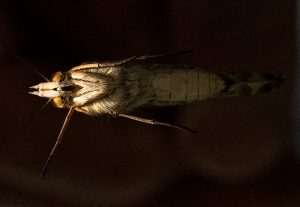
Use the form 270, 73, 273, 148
37, 98, 52, 113
13, 52, 49, 81
31, 67, 49, 82
0, 41, 49, 81
41, 107, 75, 178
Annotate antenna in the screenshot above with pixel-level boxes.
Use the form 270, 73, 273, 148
0, 41, 49, 81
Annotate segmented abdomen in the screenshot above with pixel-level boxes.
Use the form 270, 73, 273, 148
137, 64, 283, 106
146, 64, 225, 105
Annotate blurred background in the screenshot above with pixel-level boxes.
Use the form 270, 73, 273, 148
0, 0, 298, 206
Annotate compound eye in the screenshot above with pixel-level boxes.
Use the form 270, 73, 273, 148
52, 97, 66, 108
51, 71, 64, 82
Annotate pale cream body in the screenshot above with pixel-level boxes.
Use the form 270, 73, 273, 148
72, 63, 225, 116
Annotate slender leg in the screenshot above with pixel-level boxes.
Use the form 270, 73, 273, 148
41, 107, 75, 178
135, 49, 193, 60
97, 56, 138, 67
118, 113, 195, 134
97, 50, 193, 68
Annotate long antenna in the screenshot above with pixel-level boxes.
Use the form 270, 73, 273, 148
38, 98, 52, 113
0, 41, 49, 81
41, 107, 75, 178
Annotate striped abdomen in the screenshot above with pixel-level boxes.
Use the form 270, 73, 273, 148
133, 64, 283, 106
146, 64, 225, 105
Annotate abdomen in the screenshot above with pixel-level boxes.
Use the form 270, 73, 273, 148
131, 64, 283, 107
145, 64, 225, 105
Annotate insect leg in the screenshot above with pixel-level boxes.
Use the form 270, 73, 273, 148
118, 113, 195, 134
97, 56, 138, 67
41, 107, 75, 178
97, 50, 193, 68
135, 49, 193, 60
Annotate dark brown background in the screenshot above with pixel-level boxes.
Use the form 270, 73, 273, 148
0, 0, 298, 206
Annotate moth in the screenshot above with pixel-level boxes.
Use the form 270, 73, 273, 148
29, 51, 283, 177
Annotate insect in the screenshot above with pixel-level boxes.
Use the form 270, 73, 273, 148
29, 51, 283, 178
